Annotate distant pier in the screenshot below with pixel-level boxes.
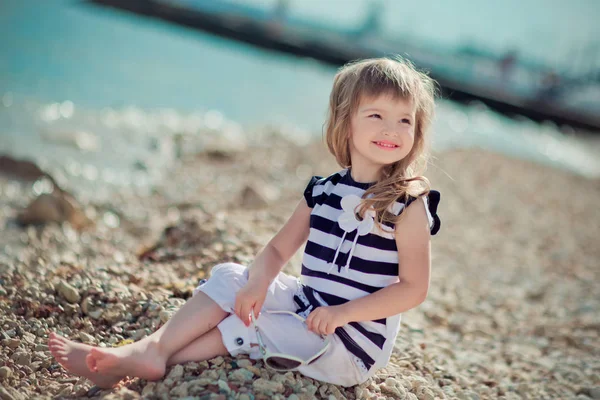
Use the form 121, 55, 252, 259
90, 0, 600, 131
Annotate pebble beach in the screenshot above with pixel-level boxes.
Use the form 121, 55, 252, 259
1, 130, 599, 400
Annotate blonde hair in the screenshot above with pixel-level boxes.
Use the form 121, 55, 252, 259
324, 56, 438, 226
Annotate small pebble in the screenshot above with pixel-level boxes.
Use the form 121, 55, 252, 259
0, 366, 12, 380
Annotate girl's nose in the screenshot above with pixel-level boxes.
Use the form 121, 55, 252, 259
383, 125, 399, 136
382, 120, 400, 134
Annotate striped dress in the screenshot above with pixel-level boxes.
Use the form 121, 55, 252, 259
299, 168, 441, 374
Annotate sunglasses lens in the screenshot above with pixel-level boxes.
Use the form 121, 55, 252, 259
266, 356, 302, 371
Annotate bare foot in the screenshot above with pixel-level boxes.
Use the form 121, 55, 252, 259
86, 339, 166, 381
48, 332, 122, 389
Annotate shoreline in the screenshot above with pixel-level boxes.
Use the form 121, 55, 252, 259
2, 97, 600, 204
1, 135, 599, 399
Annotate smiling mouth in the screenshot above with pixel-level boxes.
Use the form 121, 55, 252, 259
373, 141, 399, 149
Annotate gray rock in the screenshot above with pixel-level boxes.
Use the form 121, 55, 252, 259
162, 378, 175, 388
239, 185, 269, 209
459, 390, 481, 400
57, 280, 80, 303
11, 352, 30, 367
17, 192, 91, 229
78, 332, 94, 344
252, 378, 285, 396
0, 387, 15, 400
34, 344, 48, 352
236, 359, 252, 368
141, 382, 157, 397
159, 310, 174, 324
217, 379, 230, 394
228, 368, 254, 383
87, 309, 104, 320
166, 364, 184, 381
29, 362, 42, 372
211, 356, 225, 366
0, 366, 12, 380
169, 382, 191, 398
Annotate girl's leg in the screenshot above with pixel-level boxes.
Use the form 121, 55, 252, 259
48, 328, 229, 388
166, 327, 228, 366
83, 291, 229, 380
48, 332, 123, 389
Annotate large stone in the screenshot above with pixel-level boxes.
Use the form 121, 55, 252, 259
78, 332, 95, 344
228, 368, 254, 383
252, 378, 285, 396
17, 192, 91, 229
236, 359, 252, 368
11, 352, 30, 367
210, 356, 224, 366
57, 280, 81, 303
380, 377, 408, 399
166, 364, 184, 381
217, 379, 230, 394
169, 382, 191, 398
0, 366, 12, 380
0, 387, 15, 400
239, 185, 269, 209
141, 383, 156, 397
0, 155, 51, 182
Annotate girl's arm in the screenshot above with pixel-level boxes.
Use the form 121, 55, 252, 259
338, 197, 432, 323
235, 198, 311, 325
247, 198, 312, 284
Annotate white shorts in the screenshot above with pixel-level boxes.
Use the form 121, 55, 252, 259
194, 262, 368, 387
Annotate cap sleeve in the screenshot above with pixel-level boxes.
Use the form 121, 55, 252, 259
303, 176, 324, 208
422, 190, 441, 235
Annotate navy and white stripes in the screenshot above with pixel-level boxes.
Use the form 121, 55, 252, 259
300, 169, 441, 373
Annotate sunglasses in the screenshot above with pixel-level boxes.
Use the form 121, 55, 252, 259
250, 309, 330, 371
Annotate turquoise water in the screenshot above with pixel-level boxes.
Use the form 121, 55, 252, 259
0, 0, 599, 189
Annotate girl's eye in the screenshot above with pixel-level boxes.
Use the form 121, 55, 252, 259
401, 118, 411, 125
368, 114, 382, 119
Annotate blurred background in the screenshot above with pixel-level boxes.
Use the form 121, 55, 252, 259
1, 0, 599, 200
1, 4, 599, 399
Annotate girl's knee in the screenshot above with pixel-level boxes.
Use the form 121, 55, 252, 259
193, 262, 249, 306
210, 262, 246, 278
195, 262, 248, 293
212, 263, 248, 284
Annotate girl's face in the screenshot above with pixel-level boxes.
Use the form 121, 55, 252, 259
348, 94, 416, 177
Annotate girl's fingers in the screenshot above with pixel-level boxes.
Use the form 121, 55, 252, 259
317, 319, 326, 336
310, 318, 317, 334
254, 300, 264, 319
247, 303, 255, 326
240, 303, 251, 326
238, 304, 246, 323
306, 313, 313, 332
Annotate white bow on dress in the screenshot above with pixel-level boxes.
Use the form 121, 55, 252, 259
327, 194, 376, 274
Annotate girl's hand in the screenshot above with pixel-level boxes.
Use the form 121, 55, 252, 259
306, 305, 349, 335
234, 277, 270, 327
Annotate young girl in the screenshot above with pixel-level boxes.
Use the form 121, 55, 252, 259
48, 57, 441, 388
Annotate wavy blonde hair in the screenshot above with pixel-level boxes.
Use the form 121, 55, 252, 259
324, 56, 438, 226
